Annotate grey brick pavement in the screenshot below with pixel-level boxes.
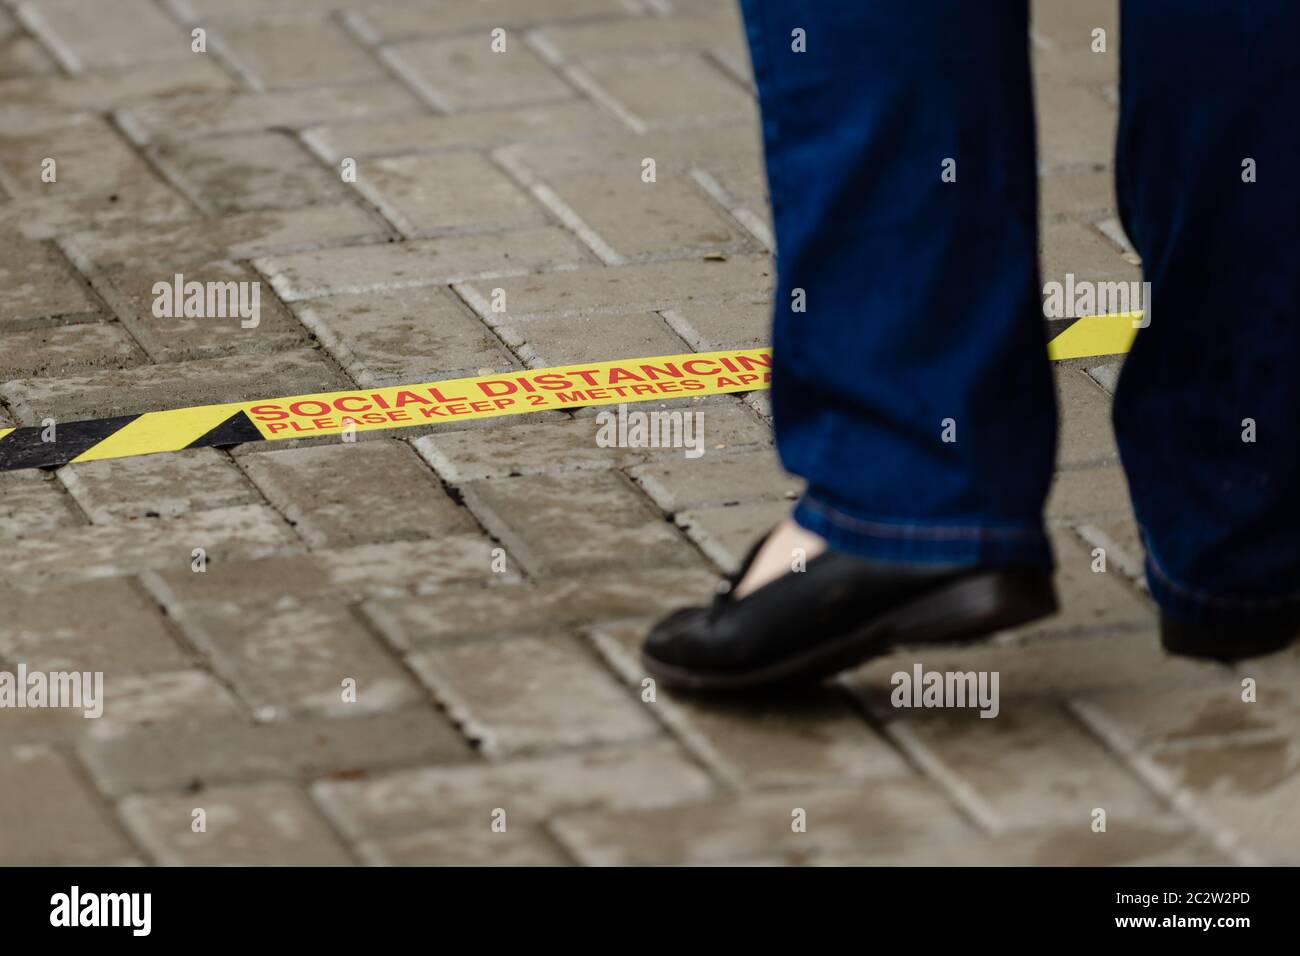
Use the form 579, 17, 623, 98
0, 0, 1291, 866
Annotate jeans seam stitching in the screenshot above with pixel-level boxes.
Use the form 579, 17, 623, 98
1143, 530, 1300, 609
799, 495, 1045, 542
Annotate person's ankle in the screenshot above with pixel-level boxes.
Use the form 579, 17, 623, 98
733, 517, 827, 598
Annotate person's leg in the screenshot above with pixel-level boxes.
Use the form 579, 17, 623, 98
643, 1, 1059, 691
749, 0, 1055, 568
1113, 0, 1300, 658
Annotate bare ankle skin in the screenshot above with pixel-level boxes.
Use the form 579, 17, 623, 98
733, 517, 828, 598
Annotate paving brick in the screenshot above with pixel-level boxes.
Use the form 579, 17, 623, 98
495, 311, 689, 367
1056, 365, 1119, 465
0, 186, 191, 243
661, 298, 768, 351
18, 0, 191, 71
303, 99, 621, 160
239, 439, 475, 547
358, 823, 570, 866
1031, 0, 1119, 47
0, 576, 189, 672
175, 601, 423, 720
358, 151, 547, 237
1040, 168, 1116, 222
0, 232, 100, 327
1030, 36, 1118, 89
549, 780, 969, 866
675, 499, 791, 573
0, 745, 135, 865
534, 9, 745, 63
1035, 79, 1116, 171
92, 260, 310, 361
1147, 736, 1300, 862
875, 700, 1163, 831
0, 58, 235, 113
460, 470, 702, 576
0, 113, 165, 199
0, 469, 84, 536
98, 670, 242, 725
0, 7, 55, 79
0, 113, 195, 236
120, 782, 355, 865
0, 348, 349, 423
212, 16, 386, 90
409, 633, 658, 756
0, 45, 51, 84
172, 0, 364, 16
853, 629, 1221, 708
383, 36, 574, 112
0, 504, 299, 583
0, 669, 241, 742
294, 286, 518, 387
60, 448, 261, 521
629, 449, 796, 512
357, 0, 631, 42
1094, 217, 1138, 261
0, 321, 145, 379
1076, 680, 1300, 753
1079, 517, 1146, 584
710, 34, 753, 87
591, 620, 913, 789
312, 740, 714, 839
818, 815, 1229, 866
149, 131, 350, 214
1044, 464, 1130, 525
118, 82, 422, 142
64, 203, 389, 273
255, 226, 590, 301
0, 104, 90, 140
414, 404, 771, 480
0, 700, 105, 743
1019, 528, 1150, 637
458, 255, 772, 321
1087, 359, 1122, 394
529, 166, 750, 260
1041, 220, 1141, 289
144, 533, 502, 611
366, 568, 718, 650
502, 123, 765, 192
78, 707, 472, 797
582, 53, 753, 130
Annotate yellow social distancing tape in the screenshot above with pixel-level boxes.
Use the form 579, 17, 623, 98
1046, 311, 1142, 361
70, 403, 248, 464
243, 349, 772, 439
0, 316, 1136, 472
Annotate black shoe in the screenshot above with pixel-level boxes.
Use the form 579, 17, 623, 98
642, 534, 1059, 692
1160, 607, 1300, 663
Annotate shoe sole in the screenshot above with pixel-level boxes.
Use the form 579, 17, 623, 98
641, 570, 1059, 693
1161, 624, 1300, 663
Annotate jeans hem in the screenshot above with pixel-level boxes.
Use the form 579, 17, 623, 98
792, 493, 1052, 569
1143, 533, 1300, 620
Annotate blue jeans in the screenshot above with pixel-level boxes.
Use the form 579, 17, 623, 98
740, 0, 1300, 623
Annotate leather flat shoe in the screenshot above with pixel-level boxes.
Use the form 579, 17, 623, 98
642, 533, 1059, 692
1160, 608, 1300, 663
